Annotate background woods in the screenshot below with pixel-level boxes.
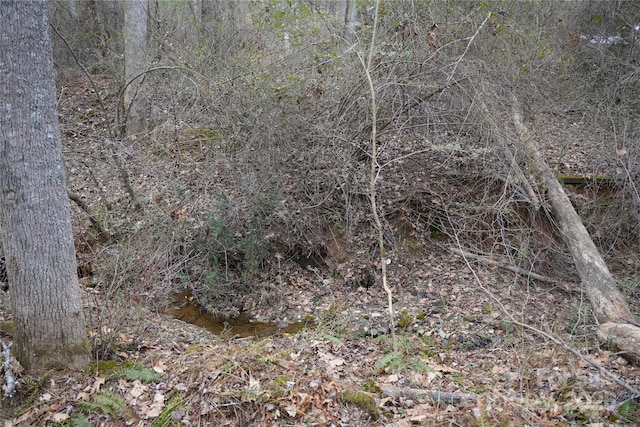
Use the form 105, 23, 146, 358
2, 0, 640, 424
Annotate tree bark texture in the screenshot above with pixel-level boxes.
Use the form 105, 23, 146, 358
510, 94, 640, 363
201, 0, 243, 52
0, 0, 90, 371
345, 0, 358, 27
124, 0, 149, 136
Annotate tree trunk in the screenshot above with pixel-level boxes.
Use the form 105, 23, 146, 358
124, 0, 149, 136
326, 0, 337, 17
345, 0, 358, 28
0, 0, 90, 372
201, 0, 243, 53
510, 94, 640, 363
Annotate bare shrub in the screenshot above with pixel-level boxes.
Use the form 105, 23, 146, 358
53, 1, 640, 316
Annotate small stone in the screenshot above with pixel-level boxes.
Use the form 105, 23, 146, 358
352, 328, 368, 338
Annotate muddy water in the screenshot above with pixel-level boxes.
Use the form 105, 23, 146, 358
166, 293, 309, 338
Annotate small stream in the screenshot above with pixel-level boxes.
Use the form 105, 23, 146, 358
166, 293, 310, 338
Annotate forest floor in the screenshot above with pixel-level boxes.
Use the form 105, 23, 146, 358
1, 76, 640, 426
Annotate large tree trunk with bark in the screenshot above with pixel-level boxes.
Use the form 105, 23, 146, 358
0, 0, 90, 372
510, 94, 640, 363
124, 0, 149, 136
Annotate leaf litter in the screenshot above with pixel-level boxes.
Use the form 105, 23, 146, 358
0, 76, 639, 425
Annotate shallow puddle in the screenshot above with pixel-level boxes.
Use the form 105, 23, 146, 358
166, 293, 310, 338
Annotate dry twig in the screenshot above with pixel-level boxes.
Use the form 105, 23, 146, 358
449, 247, 576, 294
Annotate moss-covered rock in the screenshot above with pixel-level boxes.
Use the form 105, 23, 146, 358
341, 389, 379, 419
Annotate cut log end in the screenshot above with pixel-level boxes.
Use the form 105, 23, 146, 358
597, 322, 640, 365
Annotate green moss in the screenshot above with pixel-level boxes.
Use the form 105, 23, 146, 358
21, 340, 91, 371
87, 359, 130, 375
273, 375, 290, 387
0, 320, 14, 335
362, 378, 381, 394
185, 343, 206, 354
397, 313, 413, 328
184, 127, 221, 143
341, 389, 379, 419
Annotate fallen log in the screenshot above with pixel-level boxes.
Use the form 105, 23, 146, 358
597, 322, 640, 361
510, 94, 640, 364
381, 387, 477, 404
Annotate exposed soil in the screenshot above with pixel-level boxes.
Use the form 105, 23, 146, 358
1, 76, 640, 426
